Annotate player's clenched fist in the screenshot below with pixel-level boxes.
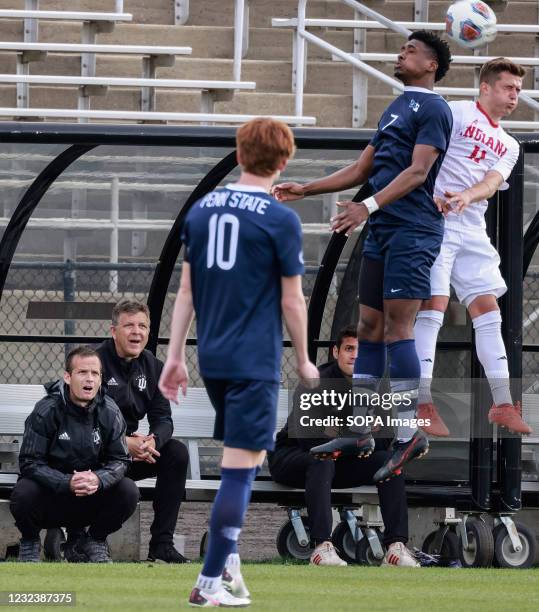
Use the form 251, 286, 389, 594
159, 358, 188, 403
297, 361, 320, 389
271, 182, 306, 202
330, 200, 369, 235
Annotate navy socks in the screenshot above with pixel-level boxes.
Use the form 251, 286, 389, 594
200, 466, 256, 580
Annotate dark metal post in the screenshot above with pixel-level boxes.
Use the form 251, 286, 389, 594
63, 259, 75, 359
0, 145, 94, 304
307, 183, 372, 362
469, 352, 493, 510
497, 147, 524, 512
469, 195, 498, 510
147, 152, 238, 355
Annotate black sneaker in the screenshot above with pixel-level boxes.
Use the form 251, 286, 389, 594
63, 531, 89, 563
147, 542, 190, 564
373, 431, 429, 483
310, 435, 375, 460
18, 538, 41, 562
77, 536, 112, 563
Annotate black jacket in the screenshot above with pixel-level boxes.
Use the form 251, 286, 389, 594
97, 339, 173, 450
274, 360, 391, 452
18, 380, 129, 494
275, 360, 345, 451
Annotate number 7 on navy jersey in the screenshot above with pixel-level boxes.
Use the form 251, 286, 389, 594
381, 113, 399, 131
207, 213, 239, 270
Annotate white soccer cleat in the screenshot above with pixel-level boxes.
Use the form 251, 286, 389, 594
188, 586, 250, 607
382, 542, 420, 567
310, 541, 347, 567
222, 568, 251, 599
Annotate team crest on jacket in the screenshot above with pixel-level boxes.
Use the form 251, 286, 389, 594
92, 428, 101, 445
136, 374, 147, 392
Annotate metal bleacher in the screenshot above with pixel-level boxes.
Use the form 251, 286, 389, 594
0, 0, 315, 126
1, 1, 539, 128
273, 0, 539, 129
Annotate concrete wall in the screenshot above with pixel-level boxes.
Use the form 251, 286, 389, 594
0, 498, 140, 561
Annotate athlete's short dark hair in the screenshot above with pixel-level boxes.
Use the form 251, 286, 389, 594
409, 30, 452, 82
336, 325, 358, 349
65, 345, 101, 374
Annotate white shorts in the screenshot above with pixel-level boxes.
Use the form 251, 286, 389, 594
429, 226, 507, 307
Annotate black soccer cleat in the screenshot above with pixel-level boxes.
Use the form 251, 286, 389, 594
373, 431, 429, 483
310, 435, 375, 460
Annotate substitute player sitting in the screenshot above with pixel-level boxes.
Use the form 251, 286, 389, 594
159, 117, 319, 608
414, 57, 532, 437
269, 326, 417, 568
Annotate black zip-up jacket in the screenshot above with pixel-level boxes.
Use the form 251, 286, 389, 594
274, 360, 344, 451
273, 361, 391, 452
18, 380, 130, 494
97, 339, 173, 450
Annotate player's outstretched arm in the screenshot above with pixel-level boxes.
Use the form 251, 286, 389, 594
281, 275, 320, 388
159, 262, 195, 402
330, 144, 441, 234
272, 145, 375, 203
443, 169, 504, 214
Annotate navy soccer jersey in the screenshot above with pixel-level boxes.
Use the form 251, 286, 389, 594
181, 183, 304, 382
368, 86, 453, 231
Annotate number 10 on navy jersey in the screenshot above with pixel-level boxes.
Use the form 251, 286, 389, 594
180, 185, 305, 382
207, 213, 239, 270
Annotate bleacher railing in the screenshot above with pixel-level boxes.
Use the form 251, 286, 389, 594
0, 0, 312, 126
174, 0, 248, 81
276, 0, 539, 128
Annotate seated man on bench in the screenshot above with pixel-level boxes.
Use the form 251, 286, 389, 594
10, 346, 139, 563
98, 299, 190, 563
269, 326, 417, 567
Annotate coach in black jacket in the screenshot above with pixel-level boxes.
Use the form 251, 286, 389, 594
10, 346, 138, 563
98, 299, 189, 563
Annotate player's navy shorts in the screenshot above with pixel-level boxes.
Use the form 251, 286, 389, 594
203, 378, 280, 451
363, 216, 443, 300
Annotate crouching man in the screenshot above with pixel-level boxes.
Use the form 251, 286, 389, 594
10, 346, 139, 563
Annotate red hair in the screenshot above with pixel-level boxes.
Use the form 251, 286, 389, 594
236, 118, 295, 177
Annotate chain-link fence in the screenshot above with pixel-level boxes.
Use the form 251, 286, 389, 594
0, 261, 342, 386
4, 258, 539, 386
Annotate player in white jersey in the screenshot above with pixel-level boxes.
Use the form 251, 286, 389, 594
414, 57, 532, 436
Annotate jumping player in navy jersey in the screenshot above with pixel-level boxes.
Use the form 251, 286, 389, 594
273, 31, 452, 483
159, 118, 319, 608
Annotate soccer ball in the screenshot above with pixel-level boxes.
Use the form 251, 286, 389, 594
445, 1, 497, 49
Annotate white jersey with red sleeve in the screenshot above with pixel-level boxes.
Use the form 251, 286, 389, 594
434, 100, 520, 233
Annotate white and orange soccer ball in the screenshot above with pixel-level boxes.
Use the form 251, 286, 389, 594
445, 0, 498, 49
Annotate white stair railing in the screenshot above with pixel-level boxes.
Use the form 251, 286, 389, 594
173, 0, 249, 81
283, 0, 539, 128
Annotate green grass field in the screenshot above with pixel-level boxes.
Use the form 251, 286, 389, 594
1, 562, 538, 611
